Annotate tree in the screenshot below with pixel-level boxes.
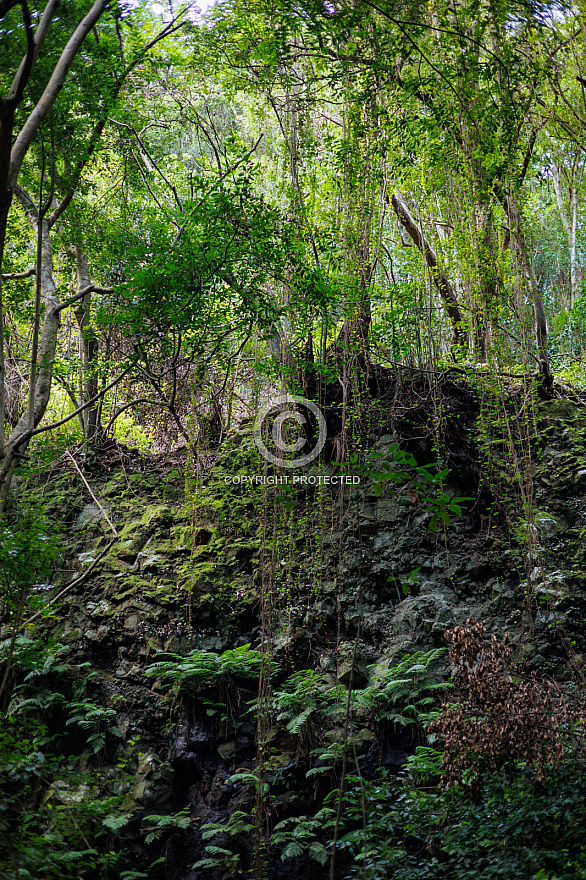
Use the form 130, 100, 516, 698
0, 0, 187, 510
203, 0, 575, 393
0, 0, 110, 461
545, 39, 586, 311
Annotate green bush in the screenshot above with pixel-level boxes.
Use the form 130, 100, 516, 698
333, 761, 586, 880
0, 643, 139, 879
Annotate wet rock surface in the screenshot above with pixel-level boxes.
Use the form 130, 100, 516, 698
24, 393, 586, 878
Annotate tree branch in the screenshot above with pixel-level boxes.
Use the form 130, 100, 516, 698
66, 449, 118, 536
5, 0, 35, 107
0, 0, 19, 20
29, 363, 134, 437
4, 535, 119, 637
13, 182, 38, 220
54, 282, 113, 314
1, 266, 35, 280
391, 193, 466, 349
9, 0, 110, 188
7, 0, 60, 106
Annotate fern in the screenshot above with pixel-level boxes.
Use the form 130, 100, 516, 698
102, 814, 132, 832
308, 842, 329, 865
194, 810, 253, 873
306, 742, 346, 776
268, 669, 345, 736
201, 810, 254, 840
192, 848, 241, 870
403, 745, 444, 781
229, 769, 270, 794
282, 840, 304, 858
145, 644, 264, 693
354, 648, 450, 725
141, 809, 191, 844
272, 816, 329, 864
286, 704, 314, 734
65, 700, 121, 754
7, 690, 66, 715
268, 649, 449, 768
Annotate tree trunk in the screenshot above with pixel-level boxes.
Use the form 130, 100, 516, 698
72, 243, 100, 442
391, 192, 467, 353
0, 105, 17, 459
500, 192, 554, 396
0, 198, 60, 511
570, 185, 578, 309
0, 0, 108, 471
553, 162, 579, 310
472, 200, 499, 361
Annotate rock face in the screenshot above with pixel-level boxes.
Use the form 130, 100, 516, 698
21, 394, 586, 878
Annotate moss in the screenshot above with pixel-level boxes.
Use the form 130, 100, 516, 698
63, 627, 82, 643
177, 559, 218, 582
105, 575, 155, 601
103, 505, 176, 565
140, 504, 174, 530
152, 470, 184, 502
226, 540, 259, 560
103, 473, 129, 496
102, 554, 132, 574
117, 519, 151, 547
540, 399, 585, 424
189, 539, 224, 561
142, 582, 187, 605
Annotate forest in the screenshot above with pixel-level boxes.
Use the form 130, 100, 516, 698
3, 0, 586, 877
